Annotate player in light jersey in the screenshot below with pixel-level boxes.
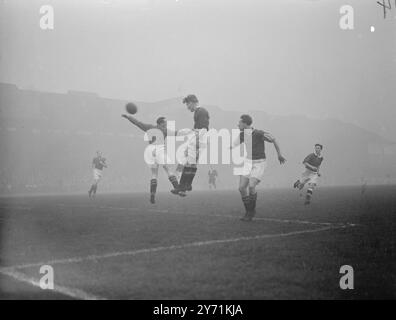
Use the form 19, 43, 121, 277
89, 151, 107, 198
232, 114, 286, 221
293, 144, 324, 205
122, 114, 181, 204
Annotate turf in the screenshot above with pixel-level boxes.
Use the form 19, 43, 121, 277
0, 186, 395, 299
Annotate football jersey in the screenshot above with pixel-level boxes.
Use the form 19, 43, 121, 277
303, 153, 323, 170
239, 129, 275, 160
194, 107, 210, 130
93, 157, 105, 170
148, 126, 169, 145
208, 170, 218, 180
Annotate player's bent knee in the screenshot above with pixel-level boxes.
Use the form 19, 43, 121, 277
248, 187, 256, 195
249, 178, 260, 188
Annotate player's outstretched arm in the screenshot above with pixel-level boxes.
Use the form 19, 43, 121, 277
263, 132, 286, 164
121, 114, 155, 132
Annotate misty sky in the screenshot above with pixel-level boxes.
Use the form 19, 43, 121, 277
0, 0, 395, 139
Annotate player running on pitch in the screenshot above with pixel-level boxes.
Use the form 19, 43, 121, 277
293, 144, 324, 205
122, 114, 181, 204
172, 94, 209, 196
208, 168, 218, 189
232, 114, 286, 221
88, 151, 107, 198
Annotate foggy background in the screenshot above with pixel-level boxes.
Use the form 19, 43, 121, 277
0, 0, 395, 195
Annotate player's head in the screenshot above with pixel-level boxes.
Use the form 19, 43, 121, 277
238, 114, 253, 130
156, 116, 167, 129
96, 150, 102, 157
183, 94, 199, 112
314, 143, 323, 155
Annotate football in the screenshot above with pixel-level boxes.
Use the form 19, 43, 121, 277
125, 102, 138, 114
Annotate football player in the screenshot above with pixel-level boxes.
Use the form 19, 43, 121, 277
172, 94, 210, 196
232, 114, 286, 221
293, 144, 324, 205
89, 151, 107, 198
122, 114, 181, 203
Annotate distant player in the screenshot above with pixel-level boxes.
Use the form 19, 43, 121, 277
89, 151, 107, 198
208, 168, 218, 189
293, 144, 324, 205
172, 94, 210, 196
122, 114, 181, 204
232, 114, 286, 221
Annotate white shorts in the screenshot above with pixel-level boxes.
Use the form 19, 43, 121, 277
93, 168, 103, 181
301, 169, 319, 185
145, 144, 171, 169
180, 129, 208, 165
241, 159, 267, 182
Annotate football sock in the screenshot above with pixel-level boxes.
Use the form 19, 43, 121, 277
178, 169, 188, 191
306, 188, 313, 202
241, 195, 251, 213
249, 192, 257, 211
93, 184, 97, 195
176, 164, 184, 176
185, 166, 197, 189
178, 166, 193, 191
168, 175, 179, 189
150, 179, 158, 195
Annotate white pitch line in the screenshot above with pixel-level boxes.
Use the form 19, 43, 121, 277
57, 203, 337, 226
0, 268, 106, 300
4, 225, 344, 271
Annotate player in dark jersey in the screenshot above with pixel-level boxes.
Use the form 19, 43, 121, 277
208, 168, 218, 189
172, 94, 210, 196
122, 114, 181, 204
232, 114, 286, 221
89, 151, 107, 198
293, 144, 324, 205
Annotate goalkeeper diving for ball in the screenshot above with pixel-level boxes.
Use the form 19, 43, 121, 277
293, 144, 324, 205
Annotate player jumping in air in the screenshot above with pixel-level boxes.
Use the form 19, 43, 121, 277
208, 168, 218, 189
172, 94, 210, 197
122, 114, 181, 204
293, 144, 324, 205
89, 151, 107, 198
232, 115, 286, 221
